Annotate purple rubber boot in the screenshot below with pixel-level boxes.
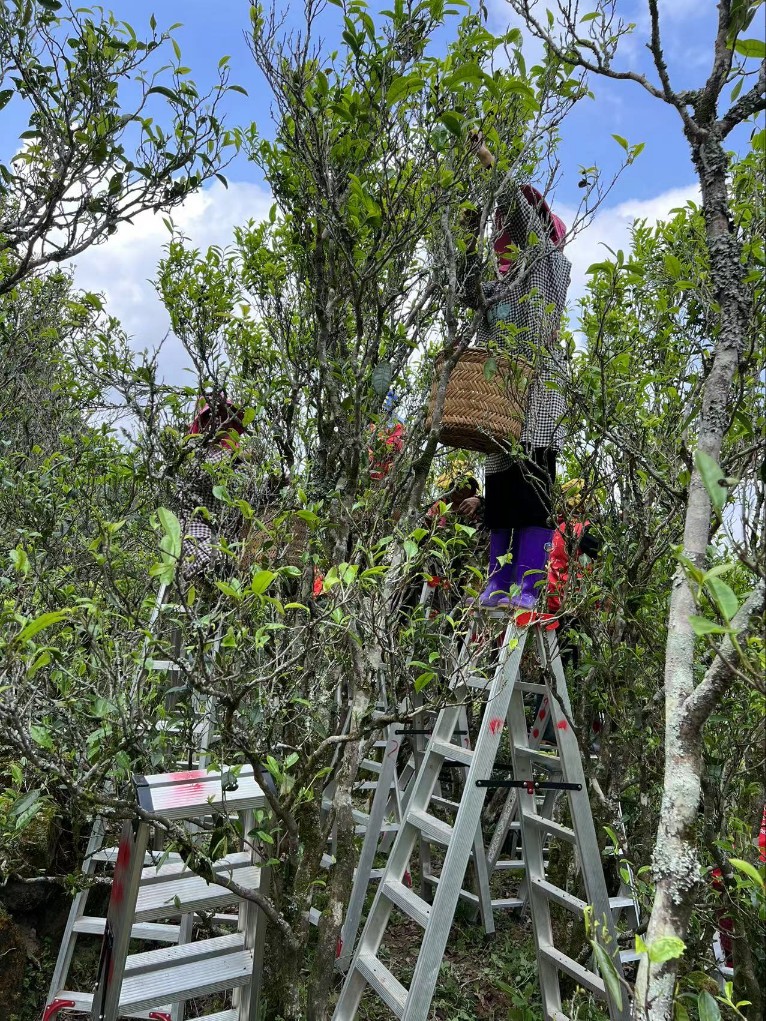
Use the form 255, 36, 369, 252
509, 527, 554, 609
478, 529, 513, 608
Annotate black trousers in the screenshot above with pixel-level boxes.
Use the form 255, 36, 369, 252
484, 447, 557, 530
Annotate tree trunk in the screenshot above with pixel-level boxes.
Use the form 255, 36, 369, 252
633, 132, 749, 1020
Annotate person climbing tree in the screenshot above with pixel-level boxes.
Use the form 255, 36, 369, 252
179, 394, 249, 579
467, 136, 571, 609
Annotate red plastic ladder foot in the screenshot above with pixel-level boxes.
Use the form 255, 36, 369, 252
42, 1001, 76, 1021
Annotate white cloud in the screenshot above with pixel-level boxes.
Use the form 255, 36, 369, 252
70, 179, 274, 383
559, 182, 700, 313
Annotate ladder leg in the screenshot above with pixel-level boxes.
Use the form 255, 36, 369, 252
508, 682, 563, 1021
47, 816, 108, 1005
337, 725, 402, 971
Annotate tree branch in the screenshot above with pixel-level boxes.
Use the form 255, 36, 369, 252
682, 578, 766, 735
719, 60, 766, 137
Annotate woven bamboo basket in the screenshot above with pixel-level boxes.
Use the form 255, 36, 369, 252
426, 348, 531, 453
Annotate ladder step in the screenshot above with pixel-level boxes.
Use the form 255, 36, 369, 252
408, 808, 453, 846
538, 942, 606, 998
525, 815, 576, 843
430, 795, 461, 812
360, 758, 383, 774
120, 943, 254, 1011
619, 949, 642, 964
514, 747, 561, 769
466, 673, 491, 689
92, 847, 185, 865
491, 897, 525, 911
530, 878, 587, 914
73, 916, 181, 941
517, 681, 548, 694
134, 766, 265, 818
609, 895, 636, 910
140, 850, 252, 885
430, 738, 473, 766
194, 1012, 239, 1021
381, 878, 431, 927
355, 950, 407, 1018
125, 932, 242, 975
51, 992, 171, 1019
135, 865, 262, 920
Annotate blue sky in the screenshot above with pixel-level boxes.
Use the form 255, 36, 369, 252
5, 0, 762, 382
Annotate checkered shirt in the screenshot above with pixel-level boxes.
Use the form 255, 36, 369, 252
179, 446, 230, 578
478, 184, 571, 472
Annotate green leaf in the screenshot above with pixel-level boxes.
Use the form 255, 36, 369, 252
591, 942, 623, 1010
482, 356, 498, 381
385, 74, 425, 106
157, 507, 181, 560
30, 724, 54, 749
694, 449, 727, 514
371, 361, 393, 397
612, 133, 629, 151
16, 610, 71, 643
251, 569, 277, 595
689, 615, 731, 636
647, 935, 686, 964
734, 37, 766, 57
664, 253, 682, 278
705, 576, 739, 621
729, 857, 765, 890
581, 10, 599, 20
697, 990, 722, 1021
439, 111, 463, 136
146, 85, 181, 102
10, 547, 30, 575
444, 61, 485, 89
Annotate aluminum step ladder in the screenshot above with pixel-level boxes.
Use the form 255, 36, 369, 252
43, 584, 221, 1020
332, 614, 630, 1021
44, 766, 269, 1021
505, 623, 631, 1021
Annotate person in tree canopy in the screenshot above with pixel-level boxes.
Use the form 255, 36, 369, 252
179, 394, 249, 579
467, 137, 571, 610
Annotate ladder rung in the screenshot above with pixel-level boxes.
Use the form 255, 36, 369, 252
92, 847, 184, 866
355, 950, 407, 1018
525, 815, 576, 843
491, 897, 525, 910
408, 808, 453, 846
361, 758, 383, 774
465, 674, 491, 689
140, 851, 252, 885
538, 942, 606, 997
430, 739, 473, 766
518, 681, 548, 694
514, 747, 561, 768
609, 895, 636, 910
50, 992, 171, 1019
135, 865, 262, 920
73, 916, 181, 941
530, 878, 587, 914
619, 949, 642, 964
125, 932, 242, 976
494, 859, 526, 871
120, 948, 254, 1011
134, 766, 265, 818
381, 878, 431, 927
430, 795, 460, 812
